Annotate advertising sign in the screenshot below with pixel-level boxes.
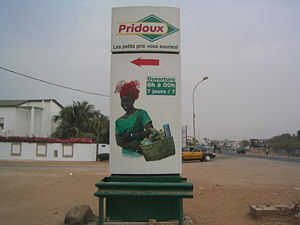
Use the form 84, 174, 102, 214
110, 53, 181, 174
111, 6, 180, 53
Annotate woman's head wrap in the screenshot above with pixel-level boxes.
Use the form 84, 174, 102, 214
114, 80, 140, 101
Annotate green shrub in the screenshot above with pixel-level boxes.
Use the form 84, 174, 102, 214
269, 133, 300, 150
97, 153, 109, 161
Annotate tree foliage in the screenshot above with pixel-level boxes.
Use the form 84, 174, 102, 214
269, 133, 300, 150
240, 140, 250, 147
91, 113, 110, 144
52, 101, 109, 143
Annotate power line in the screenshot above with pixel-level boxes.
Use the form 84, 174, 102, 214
0, 66, 110, 97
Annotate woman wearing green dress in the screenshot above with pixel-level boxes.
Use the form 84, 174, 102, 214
114, 80, 153, 157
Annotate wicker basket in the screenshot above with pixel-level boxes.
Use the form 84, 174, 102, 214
140, 136, 175, 161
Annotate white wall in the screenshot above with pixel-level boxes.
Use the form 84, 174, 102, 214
49, 100, 62, 136
0, 142, 109, 161
16, 107, 31, 136
0, 108, 17, 136
21, 100, 62, 137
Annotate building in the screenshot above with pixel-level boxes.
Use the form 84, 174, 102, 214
0, 99, 63, 137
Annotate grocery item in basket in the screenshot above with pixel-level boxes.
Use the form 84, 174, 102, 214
163, 124, 171, 137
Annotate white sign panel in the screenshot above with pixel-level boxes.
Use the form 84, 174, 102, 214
110, 53, 181, 174
111, 6, 180, 53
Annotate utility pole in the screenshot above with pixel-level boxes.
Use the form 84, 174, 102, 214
96, 110, 101, 161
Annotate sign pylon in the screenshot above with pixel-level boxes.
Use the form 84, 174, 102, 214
95, 6, 193, 225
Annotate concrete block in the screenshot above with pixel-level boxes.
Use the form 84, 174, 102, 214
103, 222, 179, 225
250, 205, 279, 219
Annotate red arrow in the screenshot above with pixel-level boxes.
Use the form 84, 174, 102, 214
131, 58, 160, 67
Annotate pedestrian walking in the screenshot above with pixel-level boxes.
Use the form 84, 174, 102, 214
265, 148, 270, 156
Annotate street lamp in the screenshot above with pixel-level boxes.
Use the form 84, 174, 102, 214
192, 76, 208, 146
96, 110, 102, 161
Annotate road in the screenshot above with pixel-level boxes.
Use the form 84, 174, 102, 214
1, 158, 300, 225
222, 149, 300, 164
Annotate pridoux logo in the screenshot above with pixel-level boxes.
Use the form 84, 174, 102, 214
118, 22, 168, 35
116, 14, 179, 42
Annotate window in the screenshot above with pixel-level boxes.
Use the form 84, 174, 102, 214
182, 148, 191, 152
0, 117, 4, 129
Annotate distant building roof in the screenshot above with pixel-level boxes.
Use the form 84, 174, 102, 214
0, 99, 64, 108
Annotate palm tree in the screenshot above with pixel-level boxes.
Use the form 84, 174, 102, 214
90, 112, 110, 144
98, 114, 109, 144
52, 101, 105, 140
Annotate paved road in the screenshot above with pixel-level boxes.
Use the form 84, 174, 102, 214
222, 150, 300, 164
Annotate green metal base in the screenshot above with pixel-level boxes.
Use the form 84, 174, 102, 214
107, 196, 181, 221
94, 175, 193, 225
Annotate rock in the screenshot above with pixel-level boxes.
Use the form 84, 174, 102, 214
184, 216, 194, 224
64, 204, 95, 225
86, 220, 98, 225
250, 205, 279, 219
148, 219, 157, 225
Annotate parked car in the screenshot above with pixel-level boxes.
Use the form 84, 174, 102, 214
236, 147, 246, 154
182, 147, 216, 161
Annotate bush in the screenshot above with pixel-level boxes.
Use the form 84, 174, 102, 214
97, 153, 109, 161
0, 136, 93, 143
269, 133, 300, 150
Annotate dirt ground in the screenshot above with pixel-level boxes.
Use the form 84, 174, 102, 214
0, 155, 300, 225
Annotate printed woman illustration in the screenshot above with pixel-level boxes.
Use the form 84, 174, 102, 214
114, 80, 153, 157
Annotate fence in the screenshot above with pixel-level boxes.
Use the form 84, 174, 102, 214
0, 142, 109, 161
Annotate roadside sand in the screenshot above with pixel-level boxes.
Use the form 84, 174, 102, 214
0, 155, 299, 225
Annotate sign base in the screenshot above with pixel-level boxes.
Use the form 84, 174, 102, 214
94, 175, 193, 225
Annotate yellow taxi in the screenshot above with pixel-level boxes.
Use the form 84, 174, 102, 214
182, 146, 215, 161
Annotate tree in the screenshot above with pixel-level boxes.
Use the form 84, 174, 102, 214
52, 101, 109, 143
240, 140, 250, 147
92, 113, 110, 144
269, 133, 300, 150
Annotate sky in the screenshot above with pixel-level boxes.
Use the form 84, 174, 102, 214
0, 0, 300, 141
